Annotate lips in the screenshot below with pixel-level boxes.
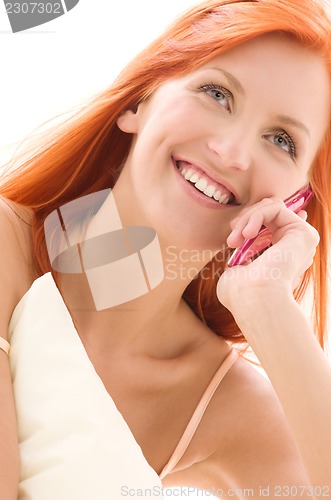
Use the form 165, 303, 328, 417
173, 156, 240, 205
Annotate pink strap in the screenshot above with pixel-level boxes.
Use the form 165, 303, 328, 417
159, 348, 239, 479
0, 337, 10, 355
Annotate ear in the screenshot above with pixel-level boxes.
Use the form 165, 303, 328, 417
117, 108, 139, 134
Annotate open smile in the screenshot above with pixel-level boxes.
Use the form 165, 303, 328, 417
172, 157, 240, 208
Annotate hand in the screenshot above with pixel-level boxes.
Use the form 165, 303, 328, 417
216, 197, 319, 314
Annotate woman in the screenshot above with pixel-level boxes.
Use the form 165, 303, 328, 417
0, 0, 331, 498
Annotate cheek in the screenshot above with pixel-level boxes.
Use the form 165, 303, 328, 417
160, 99, 212, 141
138, 105, 203, 147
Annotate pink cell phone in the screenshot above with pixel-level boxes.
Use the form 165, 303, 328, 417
227, 186, 313, 267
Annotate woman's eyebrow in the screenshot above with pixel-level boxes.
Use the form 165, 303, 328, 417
208, 67, 246, 95
274, 114, 310, 139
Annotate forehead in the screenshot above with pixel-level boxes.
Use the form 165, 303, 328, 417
190, 32, 326, 81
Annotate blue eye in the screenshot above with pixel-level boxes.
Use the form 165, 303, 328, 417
198, 83, 232, 112
264, 130, 298, 160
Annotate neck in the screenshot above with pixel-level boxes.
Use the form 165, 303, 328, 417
51, 189, 226, 360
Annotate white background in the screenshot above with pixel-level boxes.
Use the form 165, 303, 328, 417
0, 0, 201, 166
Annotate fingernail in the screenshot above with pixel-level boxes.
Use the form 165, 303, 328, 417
229, 228, 240, 237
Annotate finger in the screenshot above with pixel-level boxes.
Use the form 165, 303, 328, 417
241, 212, 265, 239
232, 199, 303, 236
227, 228, 246, 248
229, 198, 275, 229
297, 210, 308, 221
228, 200, 282, 247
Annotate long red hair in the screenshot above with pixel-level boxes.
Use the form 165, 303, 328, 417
1, 0, 330, 349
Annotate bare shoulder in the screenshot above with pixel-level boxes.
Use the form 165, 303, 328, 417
209, 354, 310, 484
164, 351, 311, 491
0, 196, 36, 333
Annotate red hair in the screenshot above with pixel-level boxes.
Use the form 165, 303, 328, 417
1, 0, 330, 350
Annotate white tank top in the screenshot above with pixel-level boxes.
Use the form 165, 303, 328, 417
8, 272, 164, 499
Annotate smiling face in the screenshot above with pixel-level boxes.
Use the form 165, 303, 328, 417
115, 32, 331, 251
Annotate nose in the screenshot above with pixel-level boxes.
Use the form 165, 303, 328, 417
207, 129, 253, 172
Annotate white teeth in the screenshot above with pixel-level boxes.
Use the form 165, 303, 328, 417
203, 185, 217, 197
179, 166, 199, 183
177, 164, 232, 205
219, 194, 228, 204
213, 190, 221, 201
184, 169, 194, 180
189, 173, 199, 183
195, 178, 208, 191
